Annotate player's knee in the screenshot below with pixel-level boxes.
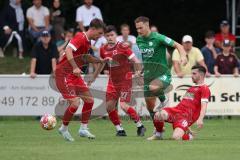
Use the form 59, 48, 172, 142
120, 102, 128, 111
154, 110, 167, 121
83, 96, 94, 104
69, 98, 81, 107
155, 110, 168, 121
106, 104, 115, 113
161, 110, 168, 120
149, 84, 161, 93
172, 134, 182, 140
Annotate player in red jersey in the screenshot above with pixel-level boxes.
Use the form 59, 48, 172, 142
100, 25, 146, 136
55, 18, 107, 141
153, 65, 211, 140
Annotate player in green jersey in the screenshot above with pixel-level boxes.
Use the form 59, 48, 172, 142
135, 16, 188, 140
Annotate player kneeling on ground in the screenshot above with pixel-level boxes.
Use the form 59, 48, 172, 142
154, 65, 210, 140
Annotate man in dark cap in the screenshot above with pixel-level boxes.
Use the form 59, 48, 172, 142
30, 30, 59, 78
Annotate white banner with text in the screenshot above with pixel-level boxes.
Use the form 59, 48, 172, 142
0, 75, 239, 116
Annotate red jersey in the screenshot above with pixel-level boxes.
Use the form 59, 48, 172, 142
177, 84, 211, 121
58, 32, 90, 67
215, 33, 236, 43
100, 42, 135, 83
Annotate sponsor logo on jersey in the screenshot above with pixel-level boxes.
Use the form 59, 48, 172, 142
182, 92, 195, 100
140, 48, 155, 57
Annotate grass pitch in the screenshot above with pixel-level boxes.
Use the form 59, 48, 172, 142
0, 118, 240, 160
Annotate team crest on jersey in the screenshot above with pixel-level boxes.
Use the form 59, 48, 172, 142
113, 50, 117, 55
149, 42, 153, 46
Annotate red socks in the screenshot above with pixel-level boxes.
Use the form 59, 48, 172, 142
108, 109, 121, 125
182, 133, 193, 140
62, 105, 78, 125
126, 107, 140, 123
62, 101, 94, 125
81, 101, 94, 124
153, 119, 164, 132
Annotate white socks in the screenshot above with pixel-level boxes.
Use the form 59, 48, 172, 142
80, 123, 88, 130
115, 124, 124, 131
59, 124, 68, 132
136, 121, 143, 128
155, 132, 162, 137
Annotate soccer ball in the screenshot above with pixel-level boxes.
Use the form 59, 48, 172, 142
40, 114, 57, 130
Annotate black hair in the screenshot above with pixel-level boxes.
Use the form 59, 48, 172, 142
205, 30, 215, 38
89, 18, 106, 31
192, 65, 206, 74
105, 25, 117, 34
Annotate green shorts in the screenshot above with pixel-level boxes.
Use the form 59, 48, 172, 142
143, 74, 172, 97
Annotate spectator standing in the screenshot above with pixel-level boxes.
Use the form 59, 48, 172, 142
26, 0, 50, 41
201, 31, 221, 74
30, 30, 58, 78
76, 0, 103, 32
0, 0, 25, 59
91, 35, 107, 58
214, 39, 239, 77
117, 24, 136, 45
50, 0, 65, 41
215, 20, 236, 49
116, 24, 142, 61
171, 35, 209, 77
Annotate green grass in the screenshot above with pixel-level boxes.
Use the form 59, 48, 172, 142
0, 56, 30, 74
0, 119, 240, 160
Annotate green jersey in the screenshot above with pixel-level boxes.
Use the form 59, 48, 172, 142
137, 32, 174, 79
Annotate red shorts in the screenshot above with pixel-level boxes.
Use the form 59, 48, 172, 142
55, 65, 89, 99
163, 106, 195, 132
106, 80, 132, 103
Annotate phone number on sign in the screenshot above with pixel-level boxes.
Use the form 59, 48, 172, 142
0, 96, 60, 107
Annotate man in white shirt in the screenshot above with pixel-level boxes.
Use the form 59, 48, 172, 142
89, 36, 107, 73
117, 24, 136, 44
26, 0, 50, 40
91, 36, 107, 58
76, 0, 103, 32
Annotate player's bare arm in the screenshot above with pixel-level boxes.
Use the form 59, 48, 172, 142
81, 54, 107, 64
130, 56, 142, 76
65, 46, 82, 77
173, 42, 188, 65
87, 59, 108, 86
196, 102, 208, 129
130, 56, 144, 85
